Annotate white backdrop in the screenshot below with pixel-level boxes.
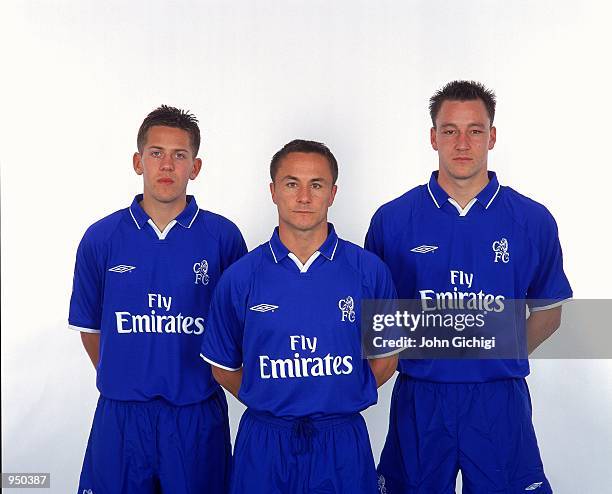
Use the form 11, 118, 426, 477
2, 1, 611, 492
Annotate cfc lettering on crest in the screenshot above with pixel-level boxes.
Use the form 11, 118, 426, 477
492, 238, 510, 263
338, 296, 356, 322
193, 259, 210, 285
377, 475, 387, 494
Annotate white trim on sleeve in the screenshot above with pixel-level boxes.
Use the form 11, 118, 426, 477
200, 353, 242, 372
366, 346, 405, 359
69, 324, 101, 333
529, 297, 573, 312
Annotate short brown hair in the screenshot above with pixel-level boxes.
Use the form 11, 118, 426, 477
270, 139, 338, 184
137, 105, 201, 155
429, 81, 496, 127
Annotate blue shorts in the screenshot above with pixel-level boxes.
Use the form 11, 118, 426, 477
78, 389, 231, 494
231, 408, 378, 494
377, 375, 552, 494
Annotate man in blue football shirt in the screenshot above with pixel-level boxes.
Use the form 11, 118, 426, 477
69, 105, 247, 494
201, 139, 400, 494
366, 81, 572, 493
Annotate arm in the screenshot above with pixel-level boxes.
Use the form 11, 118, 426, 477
69, 229, 104, 370
211, 366, 243, 399
80, 332, 100, 368
527, 306, 562, 354
368, 355, 398, 388
525, 209, 571, 355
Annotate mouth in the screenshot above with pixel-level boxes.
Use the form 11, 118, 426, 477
157, 178, 175, 184
453, 157, 473, 162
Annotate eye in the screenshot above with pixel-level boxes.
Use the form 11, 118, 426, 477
175, 152, 187, 159
311, 183, 323, 189
470, 129, 483, 135
442, 130, 456, 135
150, 150, 162, 158
286, 181, 297, 188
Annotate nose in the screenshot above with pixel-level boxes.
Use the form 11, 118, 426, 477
455, 131, 470, 151
160, 154, 174, 170
296, 186, 312, 204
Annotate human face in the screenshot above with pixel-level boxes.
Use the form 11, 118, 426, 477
430, 99, 496, 182
270, 152, 337, 235
132, 126, 202, 206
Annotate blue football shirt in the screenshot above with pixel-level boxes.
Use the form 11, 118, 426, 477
365, 172, 572, 382
201, 225, 398, 418
69, 195, 247, 405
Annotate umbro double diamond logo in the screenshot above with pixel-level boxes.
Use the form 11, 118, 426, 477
108, 265, 136, 273
249, 304, 279, 312
411, 245, 438, 254
525, 482, 543, 490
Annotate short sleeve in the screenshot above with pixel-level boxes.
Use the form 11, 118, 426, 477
365, 209, 385, 261
200, 271, 246, 371
220, 222, 248, 272
362, 254, 402, 359
68, 232, 104, 333
370, 257, 397, 301
527, 211, 573, 311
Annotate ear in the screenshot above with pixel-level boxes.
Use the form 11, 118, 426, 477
133, 152, 144, 175
328, 184, 338, 207
430, 127, 438, 150
270, 182, 277, 205
488, 126, 496, 150
190, 158, 203, 180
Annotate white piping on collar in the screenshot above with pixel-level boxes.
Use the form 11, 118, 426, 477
147, 219, 177, 240
427, 181, 441, 208
448, 197, 477, 217
485, 183, 501, 209
288, 251, 321, 273
187, 208, 199, 228
129, 207, 142, 230
268, 242, 278, 263
329, 238, 339, 260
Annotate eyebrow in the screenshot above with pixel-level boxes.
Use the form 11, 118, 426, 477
439, 123, 487, 129
147, 146, 191, 153
281, 175, 327, 183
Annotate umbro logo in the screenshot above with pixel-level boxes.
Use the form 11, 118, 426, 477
249, 304, 279, 312
411, 245, 438, 254
108, 265, 136, 273
525, 482, 543, 491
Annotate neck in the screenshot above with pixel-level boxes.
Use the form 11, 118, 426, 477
278, 221, 329, 264
437, 169, 489, 208
140, 194, 187, 231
